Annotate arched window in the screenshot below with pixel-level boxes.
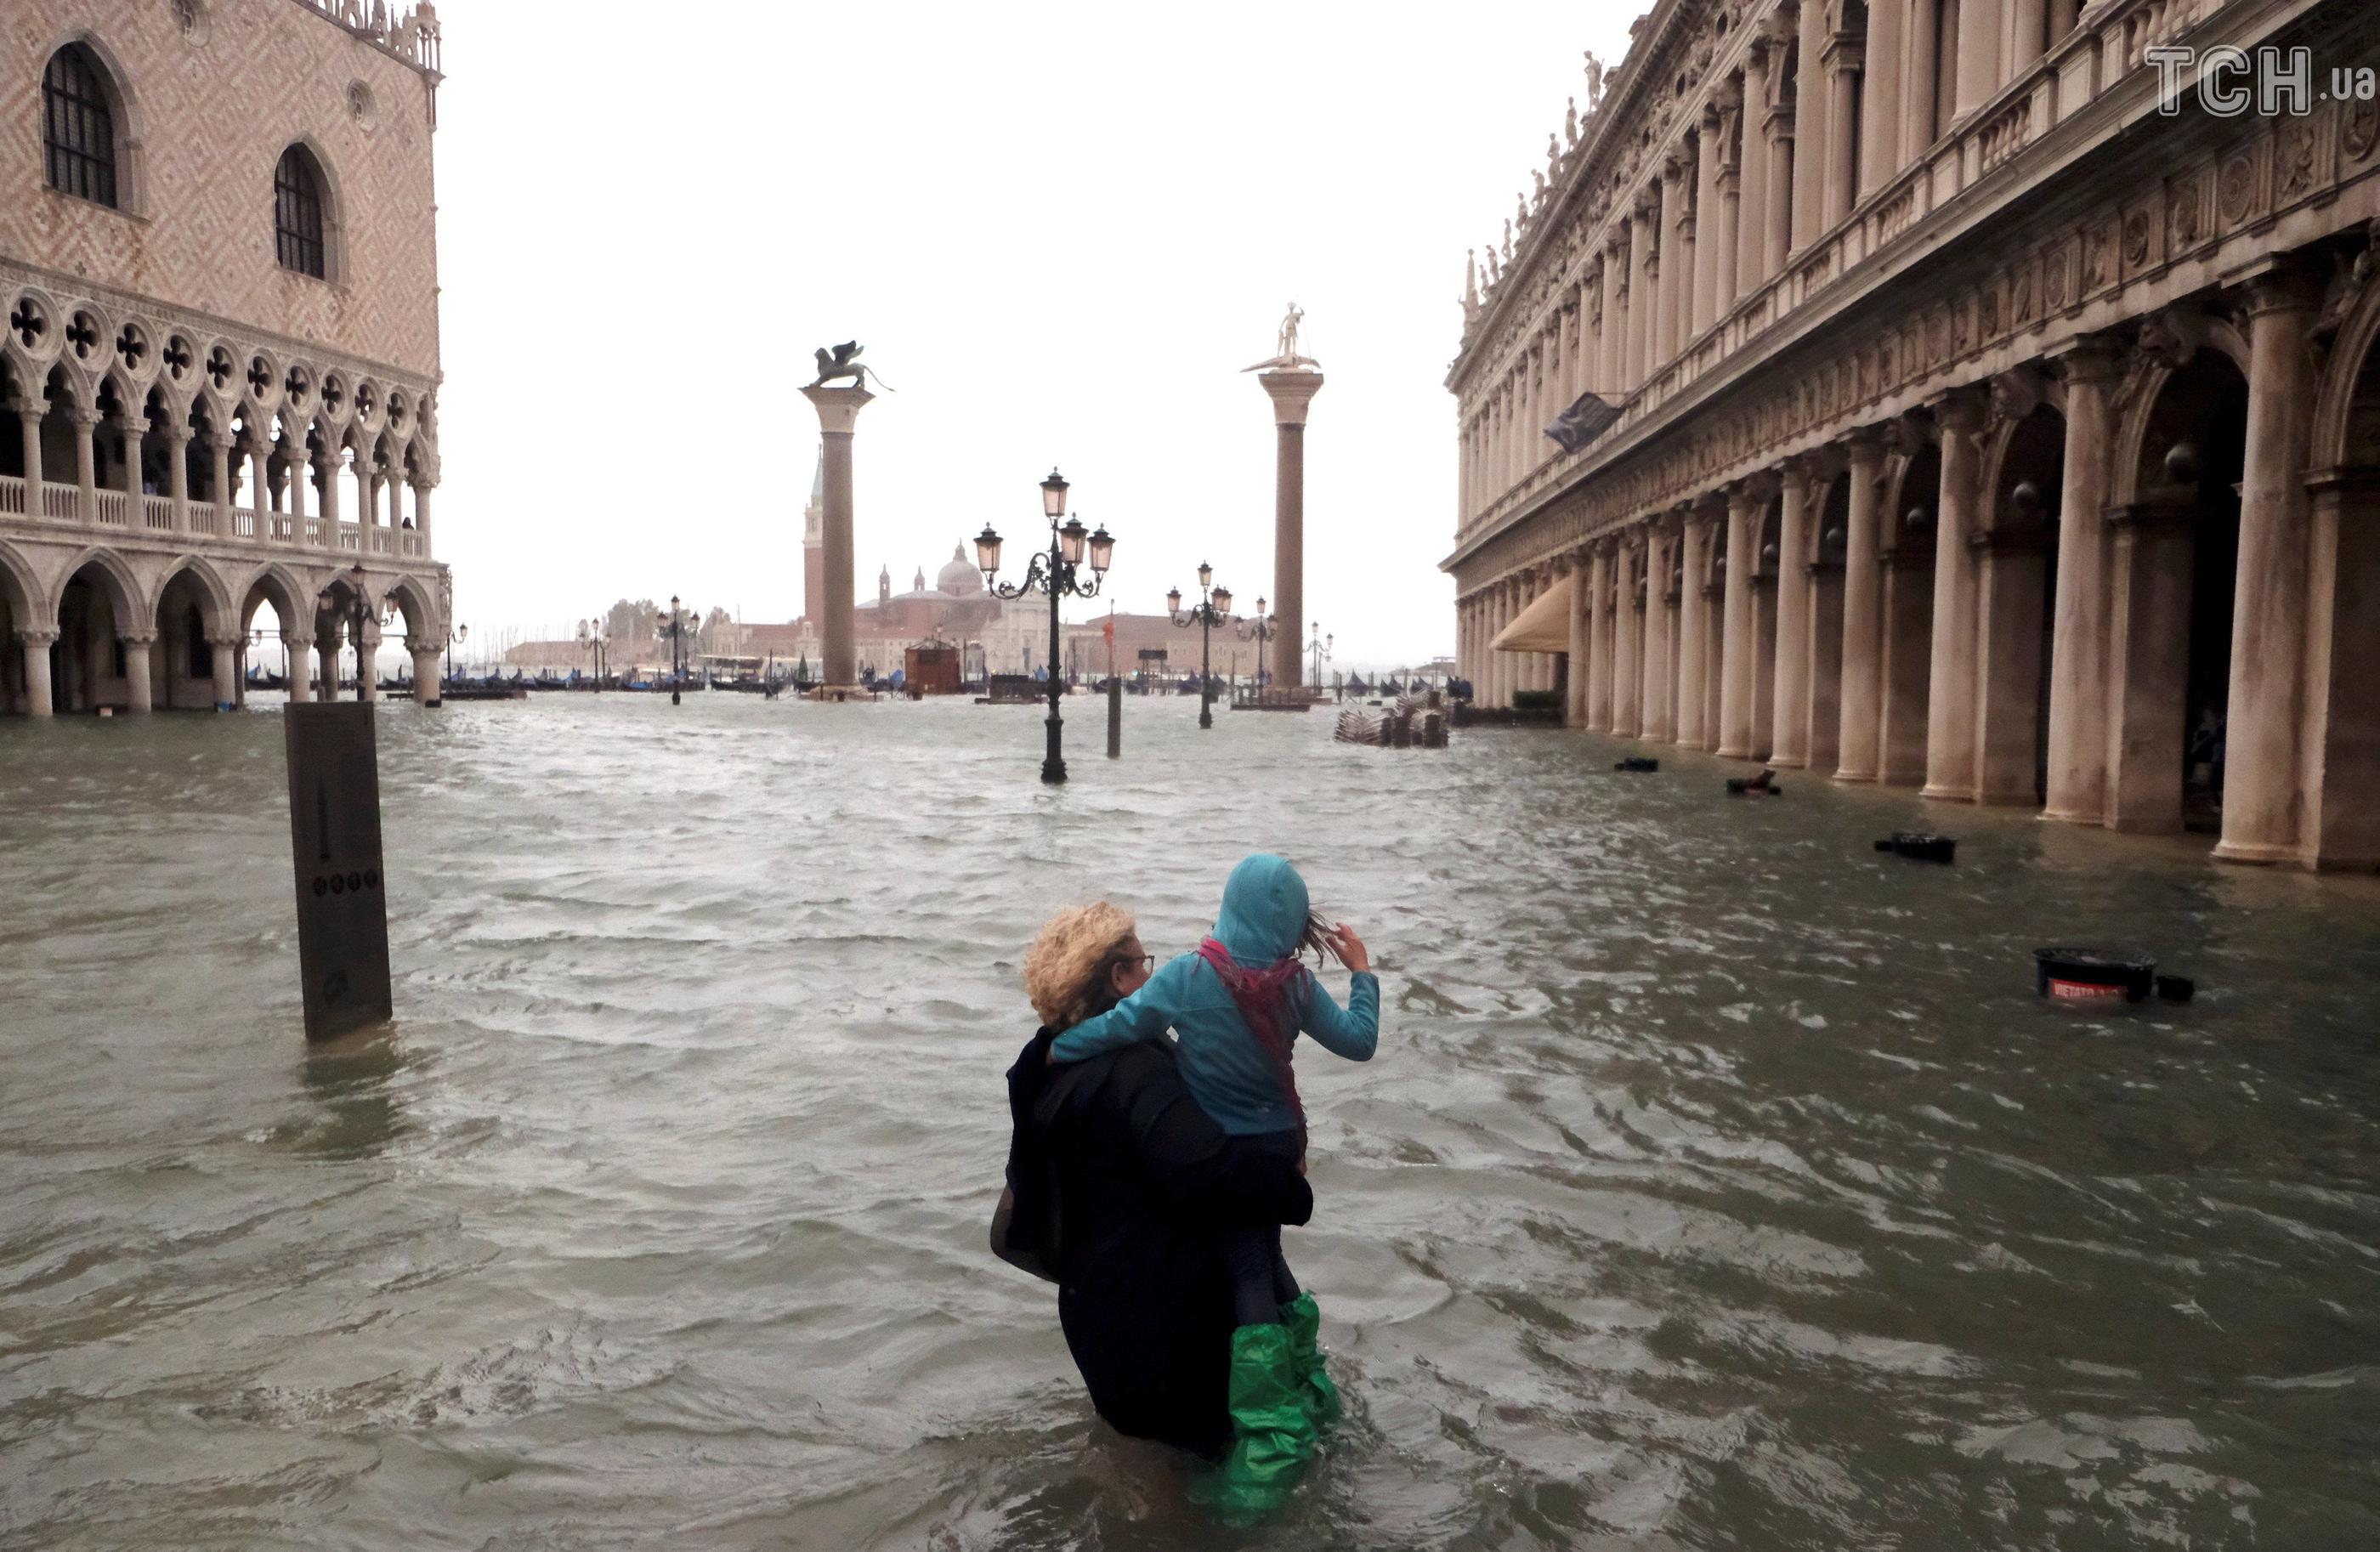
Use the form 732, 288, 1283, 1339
275, 145, 326, 279
42, 45, 117, 207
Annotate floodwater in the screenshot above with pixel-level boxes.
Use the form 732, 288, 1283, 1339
4, 693, 2380, 1552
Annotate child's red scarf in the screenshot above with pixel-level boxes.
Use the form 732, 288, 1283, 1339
1196, 937, 1308, 1132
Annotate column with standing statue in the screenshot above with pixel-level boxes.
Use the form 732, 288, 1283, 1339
1248, 305, 1323, 695
801, 342, 880, 701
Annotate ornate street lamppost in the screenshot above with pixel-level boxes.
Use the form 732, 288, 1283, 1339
577, 616, 609, 691
657, 594, 690, 705
1307, 622, 1332, 688
1166, 563, 1232, 730
977, 467, 1114, 784
1235, 596, 1277, 698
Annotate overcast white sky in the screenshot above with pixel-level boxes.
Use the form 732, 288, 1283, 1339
432, 3, 1640, 670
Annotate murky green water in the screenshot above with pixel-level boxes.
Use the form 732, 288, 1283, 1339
4, 694, 2379, 1550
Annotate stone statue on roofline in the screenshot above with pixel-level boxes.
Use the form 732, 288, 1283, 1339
1584, 51, 1606, 109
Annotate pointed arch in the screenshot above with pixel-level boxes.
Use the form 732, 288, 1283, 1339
236, 560, 309, 637
0, 536, 46, 630
150, 552, 234, 637
380, 572, 443, 642
274, 136, 343, 283
49, 543, 141, 624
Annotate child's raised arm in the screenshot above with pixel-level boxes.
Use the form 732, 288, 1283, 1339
1048, 956, 1186, 1063
1297, 923, 1378, 1061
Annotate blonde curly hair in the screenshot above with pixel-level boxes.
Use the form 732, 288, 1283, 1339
1024, 901, 1139, 1031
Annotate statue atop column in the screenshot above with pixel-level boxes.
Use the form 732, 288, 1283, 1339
1242, 303, 1321, 372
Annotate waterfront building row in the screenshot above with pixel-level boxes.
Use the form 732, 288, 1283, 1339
1, 0, 448, 713
1446, 0, 2380, 869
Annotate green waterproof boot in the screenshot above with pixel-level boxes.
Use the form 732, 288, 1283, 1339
1189, 1323, 1316, 1518
1279, 1291, 1344, 1429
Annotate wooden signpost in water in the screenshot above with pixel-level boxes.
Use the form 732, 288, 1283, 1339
283, 702, 393, 1039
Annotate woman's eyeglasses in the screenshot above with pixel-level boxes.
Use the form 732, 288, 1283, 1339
1113, 954, 1155, 975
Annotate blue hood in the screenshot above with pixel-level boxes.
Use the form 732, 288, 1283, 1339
1211, 852, 1309, 966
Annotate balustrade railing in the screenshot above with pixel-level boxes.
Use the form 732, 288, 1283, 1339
189, 506, 216, 537
337, 522, 361, 552
305, 516, 325, 546
93, 489, 127, 527
287, 0, 443, 74
401, 531, 423, 558
233, 507, 258, 540
0, 473, 22, 515
269, 513, 295, 542
142, 496, 175, 532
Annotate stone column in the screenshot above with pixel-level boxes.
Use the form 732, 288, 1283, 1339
1751, 558, 1778, 760
2043, 343, 2122, 823
208, 433, 234, 538
1566, 557, 1590, 728
411, 644, 441, 706
164, 423, 190, 532
283, 633, 313, 704
1652, 167, 1680, 369
1718, 486, 1763, 757
1835, 431, 1886, 781
1878, 533, 1934, 786
316, 445, 343, 547
2299, 470, 2380, 869
1738, 43, 1774, 292
210, 636, 240, 709
117, 420, 144, 508
1676, 515, 1713, 749
2009, 0, 2048, 75
1922, 390, 1987, 801
1692, 121, 1722, 338
71, 408, 99, 520
315, 620, 341, 700
19, 632, 55, 717
1904, 0, 1941, 155
1956, 0, 2004, 118
1861, 0, 1907, 197
1643, 526, 1674, 741
1823, 43, 1866, 229
356, 624, 381, 702
1806, 525, 1846, 776
122, 633, 155, 713
252, 444, 272, 535
1587, 545, 1612, 729
13, 404, 43, 511
412, 479, 434, 555
2102, 501, 2192, 831
1973, 526, 2050, 804
1764, 106, 1796, 282
1258, 370, 1323, 691
1792, 0, 1832, 252
2217, 270, 2321, 864
1714, 92, 1744, 320
1626, 207, 1653, 389
1771, 464, 1816, 766
800, 383, 875, 693
1614, 543, 1643, 738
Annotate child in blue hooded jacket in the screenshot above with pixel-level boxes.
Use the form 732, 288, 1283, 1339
1049, 852, 1378, 1509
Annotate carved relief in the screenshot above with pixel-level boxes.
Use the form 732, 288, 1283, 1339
2349, 99, 2380, 163
2218, 148, 2258, 228
2170, 177, 2205, 251
2277, 117, 2321, 205
2083, 222, 2116, 292
2122, 209, 2153, 271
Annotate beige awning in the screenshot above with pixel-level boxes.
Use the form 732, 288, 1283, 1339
1489, 575, 1573, 654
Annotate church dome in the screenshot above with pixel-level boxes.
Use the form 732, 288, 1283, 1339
938, 544, 984, 596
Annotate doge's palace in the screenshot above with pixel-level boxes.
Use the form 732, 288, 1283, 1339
1449, 0, 2380, 870
0, 0, 447, 714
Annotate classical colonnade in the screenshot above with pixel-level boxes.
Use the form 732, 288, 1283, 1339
1457, 248, 2380, 869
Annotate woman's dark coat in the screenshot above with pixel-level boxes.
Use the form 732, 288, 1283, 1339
1002, 1027, 1312, 1454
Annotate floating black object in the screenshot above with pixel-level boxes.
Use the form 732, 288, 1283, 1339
1875, 833, 1957, 863
1726, 776, 1783, 796
2034, 947, 2156, 1003
1616, 757, 1661, 773
2155, 974, 2195, 1003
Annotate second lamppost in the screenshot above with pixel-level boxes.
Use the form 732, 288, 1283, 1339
1166, 564, 1232, 730
977, 467, 1113, 784
1236, 597, 1277, 700
659, 595, 690, 705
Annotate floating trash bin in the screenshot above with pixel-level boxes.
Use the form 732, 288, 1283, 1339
1875, 833, 1956, 863
2034, 948, 2156, 1003
2155, 974, 2195, 1003
1615, 757, 1660, 773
